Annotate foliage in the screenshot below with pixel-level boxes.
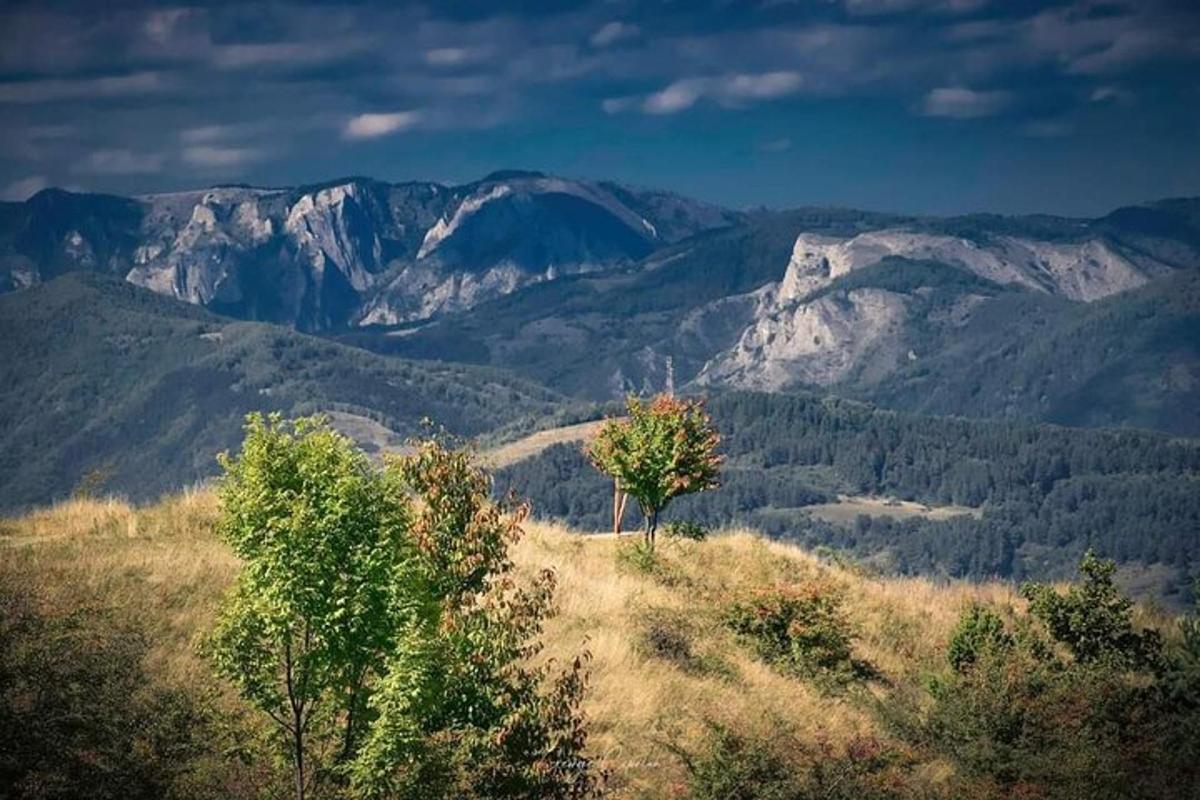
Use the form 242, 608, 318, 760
947, 605, 1013, 673
1020, 550, 1162, 668
0, 577, 217, 800
679, 722, 898, 800
665, 520, 709, 542
724, 580, 856, 683
909, 553, 1200, 798
207, 414, 597, 800
585, 394, 721, 547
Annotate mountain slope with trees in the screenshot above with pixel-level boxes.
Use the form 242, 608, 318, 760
0, 273, 562, 511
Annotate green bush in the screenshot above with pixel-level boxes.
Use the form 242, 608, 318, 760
947, 605, 1013, 673
724, 581, 856, 683
681, 723, 897, 800
665, 521, 709, 542
1020, 550, 1162, 668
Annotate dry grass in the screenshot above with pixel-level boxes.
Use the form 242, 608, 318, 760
0, 490, 1113, 798
479, 419, 611, 469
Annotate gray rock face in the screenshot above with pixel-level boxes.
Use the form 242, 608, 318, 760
0, 171, 737, 330
694, 225, 1175, 390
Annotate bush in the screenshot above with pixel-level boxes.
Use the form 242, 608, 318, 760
0, 580, 219, 800
724, 581, 856, 683
947, 604, 1013, 673
1020, 550, 1162, 668
680, 723, 898, 800
634, 607, 734, 679
665, 521, 709, 542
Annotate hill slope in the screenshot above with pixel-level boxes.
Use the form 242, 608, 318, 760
0, 273, 562, 510
2, 493, 1194, 798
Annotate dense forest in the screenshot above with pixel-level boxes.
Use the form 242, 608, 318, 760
496, 391, 1200, 602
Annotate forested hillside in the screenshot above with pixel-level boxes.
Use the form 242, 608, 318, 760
0, 273, 562, 510
496, 392, 1200, 602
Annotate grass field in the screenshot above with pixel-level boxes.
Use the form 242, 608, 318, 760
0, 490, 1177, 798
805, 494, 982, 525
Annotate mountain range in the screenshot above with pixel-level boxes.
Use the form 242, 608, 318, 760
1, 171, 1199, 510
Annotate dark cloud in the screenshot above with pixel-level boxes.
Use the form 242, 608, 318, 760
0, 0, 1196, 213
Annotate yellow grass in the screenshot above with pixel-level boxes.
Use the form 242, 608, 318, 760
0, 490, 1138, 798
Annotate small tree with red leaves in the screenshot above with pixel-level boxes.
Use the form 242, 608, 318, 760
586, 395, 722, 549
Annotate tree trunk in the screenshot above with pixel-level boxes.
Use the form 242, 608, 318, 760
293, 719, 306, 800
643, 506, 659, 549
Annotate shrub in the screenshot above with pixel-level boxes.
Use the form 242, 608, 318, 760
947, 604, 1013, 673
724, 581, 856, 682
1020, 550, 1162, 668
665, 521, 709, 542
0, 580, 219, 800
680, 723, 898, 800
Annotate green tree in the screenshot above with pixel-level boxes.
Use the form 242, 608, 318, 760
209, 414, 413, 800
1020, 549, 1162, 668
350, 440, 598, 799
208, 415, 597, 800
585, 395, 721, 548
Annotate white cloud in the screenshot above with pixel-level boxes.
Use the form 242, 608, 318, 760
590, 21, 640, 48
642, 80, 706, 114
424, 47, 472, 66
601, 96, 636, 114
759, 137, 793, 153
722, 71, 803, 101
1090, 85, 1134, 105
180, 125, 233, 144
182, 145, 263, 169
76, 149, 166, 175
1, 175, 48, 201
342, 111, 422, 140
921, 86, 1010, 118
636, 71, 803, 115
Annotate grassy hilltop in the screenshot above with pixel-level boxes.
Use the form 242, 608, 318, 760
3, 491, 1197, 798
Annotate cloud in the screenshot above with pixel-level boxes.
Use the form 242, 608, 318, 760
643, 80, 707, 114
636, 71, 804, 115
601, 96, 636, 114
0, 71, 166, 104
758, 137, 793, 153
1090, 85, 1134, 105
921, 86, 1010, 118
342, 111, 422, 140
590, 21, 640, 48
76, 149, 166, 175
723, 71, 804, 101
210, 39, 367, 70
1, 175, 48, 201
182, 145, 263, 169
424, 47, 474, 66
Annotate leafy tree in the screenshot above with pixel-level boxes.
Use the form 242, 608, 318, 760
586, 395, 721, 548
208, 415, 598, 800
1020, 550, 1162, 668
350, 440, 599, 799
208, 414, 412, 800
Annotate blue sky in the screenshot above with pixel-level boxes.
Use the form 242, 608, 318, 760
1, 0, 1198, 215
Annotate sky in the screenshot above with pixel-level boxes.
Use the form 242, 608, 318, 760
0, 0, 1198, 216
